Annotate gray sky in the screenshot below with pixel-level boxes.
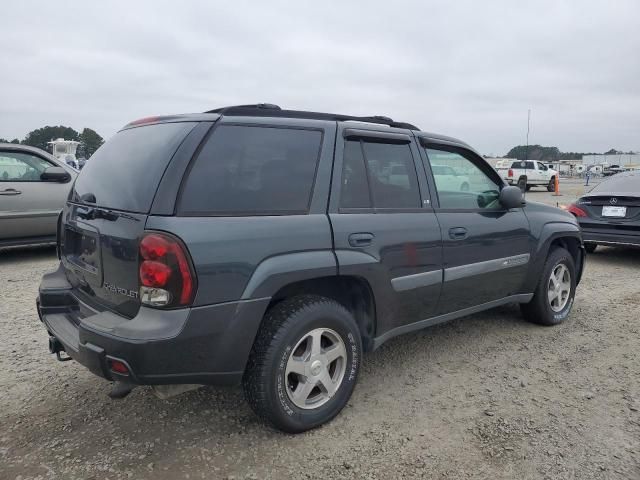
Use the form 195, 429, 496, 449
1, 1, 639, 155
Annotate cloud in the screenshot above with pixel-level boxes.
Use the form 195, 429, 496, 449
1, 0, 638, 154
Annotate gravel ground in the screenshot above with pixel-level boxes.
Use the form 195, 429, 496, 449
2, 194, 639, 480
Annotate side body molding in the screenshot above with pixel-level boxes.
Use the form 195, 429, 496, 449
241, 251, 337, 300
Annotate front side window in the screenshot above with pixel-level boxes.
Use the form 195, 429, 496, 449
0, 151, 52, 182
425, 148, 501, 209
180, 125, 323, 215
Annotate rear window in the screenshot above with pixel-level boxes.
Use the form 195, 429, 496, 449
179, 125, 323, 215
511, 161, 535, 169
592, 173, 640, 192
72, 122, 196, 212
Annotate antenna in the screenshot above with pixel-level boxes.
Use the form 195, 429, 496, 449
524, 109, 531, 199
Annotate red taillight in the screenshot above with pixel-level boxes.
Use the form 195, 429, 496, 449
140, 261, 171, 287
566, 203, 587, 217
109, 359, 129, 375
508, 169, 514, 177
140, 234, 170, 260
139, 232, 196, 307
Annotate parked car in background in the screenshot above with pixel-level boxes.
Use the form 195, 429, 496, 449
38, 104, 585, 433
497, 160, 558, 192
0, 143, 77, 248
430, 164, 470, 191
566, 171, 640, 252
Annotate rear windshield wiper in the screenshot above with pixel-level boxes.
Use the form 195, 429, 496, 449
80, 193, 96, 203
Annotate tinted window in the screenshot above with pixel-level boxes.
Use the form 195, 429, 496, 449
180, 125, 322, 214
73, 122, 196, 212
340, 140, 371, 208
592, 173, 640, 192
511, 161, 535, 169
426, 148, 501, 209
0, 151, 53, 181
361, 141, 420, 209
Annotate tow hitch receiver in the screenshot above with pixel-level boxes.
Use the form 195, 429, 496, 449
109, 382, 135, 399
49, 336, 72, 362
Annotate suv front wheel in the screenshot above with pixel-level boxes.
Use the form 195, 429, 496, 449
243, 295, 362, 433
521, 247, 576, 326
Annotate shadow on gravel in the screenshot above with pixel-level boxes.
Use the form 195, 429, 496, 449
585, 245, 640, 266
0, 245, 57, 265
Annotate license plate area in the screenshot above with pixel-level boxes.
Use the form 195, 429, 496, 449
63, 224, 101, 276
602, 206, 627, 217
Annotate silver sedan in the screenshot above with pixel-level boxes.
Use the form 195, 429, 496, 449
0, 143, 77, 248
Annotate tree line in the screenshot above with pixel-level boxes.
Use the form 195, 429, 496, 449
1, 125, 104, 158
504, 145, 637, 162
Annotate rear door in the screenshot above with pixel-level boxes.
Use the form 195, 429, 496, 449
0, 149, 71, 241
329, 125, 443, 336
61, 121, 200, 317
419, 142, 531, 313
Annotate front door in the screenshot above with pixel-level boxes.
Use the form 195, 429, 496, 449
0, 149, 69, 241
329, 126, 443, 337
419, 143, 531, 314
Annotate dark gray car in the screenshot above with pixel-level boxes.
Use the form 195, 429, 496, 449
567, 171, 640, 251
38, 105, 585, 432
0, 143, 77, 248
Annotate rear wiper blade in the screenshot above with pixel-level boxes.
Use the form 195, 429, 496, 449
80, 193, 96, 203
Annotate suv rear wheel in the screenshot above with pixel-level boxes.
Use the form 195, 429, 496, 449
521, 247, 576, 326
243, 295, 362, 433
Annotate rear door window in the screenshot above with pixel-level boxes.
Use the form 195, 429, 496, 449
72, 122, 196, 212
179, 125, 323, 215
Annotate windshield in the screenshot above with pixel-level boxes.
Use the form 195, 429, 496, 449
72, 122, 196, 212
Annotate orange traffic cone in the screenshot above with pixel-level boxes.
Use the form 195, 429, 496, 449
553, 175, 561, 196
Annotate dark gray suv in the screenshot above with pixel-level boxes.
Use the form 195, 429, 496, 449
38, 104, 585, 432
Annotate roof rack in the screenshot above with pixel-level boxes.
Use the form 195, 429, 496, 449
204, 104, 420, 130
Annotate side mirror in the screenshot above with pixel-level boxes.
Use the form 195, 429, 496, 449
41, 166, 71, 183
499, 185, 524, 209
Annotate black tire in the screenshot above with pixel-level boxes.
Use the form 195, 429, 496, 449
460, 182, 470, 192
525, 185, 532, 192
521, 247, 576, 326
517, 177, 527, 192
547, 177, 556, 192
243, 295, 362, 433
584, 243, 597, 253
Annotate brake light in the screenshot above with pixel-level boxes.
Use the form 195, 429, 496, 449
139, 232, 196, 307
566, 203, 587, 217
508, 169, 514, 177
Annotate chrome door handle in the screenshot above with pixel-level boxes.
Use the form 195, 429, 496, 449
0, 188, 22, 195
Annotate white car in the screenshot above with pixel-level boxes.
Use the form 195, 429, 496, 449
431, 165, 470, 191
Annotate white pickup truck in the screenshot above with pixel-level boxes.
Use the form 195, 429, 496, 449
496, 160, 558, 192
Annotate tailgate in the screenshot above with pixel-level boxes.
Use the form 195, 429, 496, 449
61, 203, 146, 318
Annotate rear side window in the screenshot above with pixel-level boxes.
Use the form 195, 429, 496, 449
179, 125, 322, 215
72, 122, 196, 212
340, 139, 421, 209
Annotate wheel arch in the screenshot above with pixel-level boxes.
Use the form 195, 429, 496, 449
524, 223, 585, 291
266, 275, 377, 352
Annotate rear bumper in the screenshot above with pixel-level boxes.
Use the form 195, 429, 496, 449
580, 229, 640, 247
37, 264, 270, 385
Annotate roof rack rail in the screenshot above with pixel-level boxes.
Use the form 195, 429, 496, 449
206, 103, 281, 114
203, 105, 420, 130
